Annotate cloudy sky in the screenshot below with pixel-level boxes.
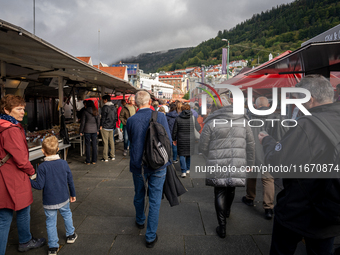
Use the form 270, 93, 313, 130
0, 0, 295, 65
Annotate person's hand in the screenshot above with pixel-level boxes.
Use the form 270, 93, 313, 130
70, 196, 76, 203
173, 141, 177, 146
120, 128, 123, 132
97, 132, 99, 135
80, 133, 83, 136
258, 132, 269, 145
100, 126, 102, 130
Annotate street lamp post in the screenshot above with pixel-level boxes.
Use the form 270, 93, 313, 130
222, 39, 230, 79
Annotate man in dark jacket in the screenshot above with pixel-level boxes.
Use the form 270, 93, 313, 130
242, 96, 288, 220
259, 74, 340, 254
100, 95, 117, 161
126, 91, 172, 248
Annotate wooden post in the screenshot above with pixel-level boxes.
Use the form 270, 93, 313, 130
0, 61, 6, 97
72, 86, 77, 123
58, 76, 63, 124
101, 85, 105, 108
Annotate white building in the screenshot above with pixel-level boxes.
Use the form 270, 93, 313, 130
140, 76, 174, 99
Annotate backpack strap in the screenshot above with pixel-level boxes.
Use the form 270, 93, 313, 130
299, 115, 340, 147
150, 110, 158, 123
297, 114, 340, 204
0, 154, 11, 167
142, 111, 158, 168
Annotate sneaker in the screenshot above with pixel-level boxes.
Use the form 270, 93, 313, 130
146, 234, 158, 248
111, 157, 115, 161
186, 170, 190, 174
242, 196, 254, 206
123, 150, 127, 156
265, 209, 274, 220
101, 158, 109, 162
18, 237, 46, 252
84, 161, 90, 165
173, 160, 179, 164
181, 173, 186, 178
48, 247, 59, 255
66, 233, 78, 244
135, 221, 145, 229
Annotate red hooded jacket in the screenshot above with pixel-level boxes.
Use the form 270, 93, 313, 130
0, 120, 35, 211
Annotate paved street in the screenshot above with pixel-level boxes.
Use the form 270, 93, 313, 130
5, 142, 335, 255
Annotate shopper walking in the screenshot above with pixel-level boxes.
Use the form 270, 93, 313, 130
259, 75, 340, 254
100, 95, 117, 161
242, 96, 288, 220
126, 91, 172, 248
119, 95, 137, 156
0, 95, 46, 255
172, 104, 201, 178
80, 100, 100, 165
199, 100, 255, 238
166, 103, 179, 163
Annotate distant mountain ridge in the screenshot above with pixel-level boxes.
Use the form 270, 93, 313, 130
116, 48, 191, 73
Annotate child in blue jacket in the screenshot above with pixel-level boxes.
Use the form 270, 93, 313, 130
31, 136, 77, 255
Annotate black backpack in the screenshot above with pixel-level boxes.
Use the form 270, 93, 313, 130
298, 114, 340, 224
142, 111, 172, 170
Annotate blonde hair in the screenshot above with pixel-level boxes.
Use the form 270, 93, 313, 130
42, 136, 59, 155
176, 102, 182, 113
158, 106, 166, 114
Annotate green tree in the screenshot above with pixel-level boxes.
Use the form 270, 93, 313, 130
183, 92, 190, 100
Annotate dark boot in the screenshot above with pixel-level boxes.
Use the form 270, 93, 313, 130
214, 187, 228, 238
225, 187, 235, 218
216, 226, 226, 238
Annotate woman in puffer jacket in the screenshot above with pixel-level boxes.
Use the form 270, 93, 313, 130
199, 100, 255, 238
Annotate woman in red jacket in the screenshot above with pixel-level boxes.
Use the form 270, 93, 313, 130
0, 95, 45, 254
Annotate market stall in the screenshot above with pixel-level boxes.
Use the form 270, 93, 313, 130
0, 18, 137, 160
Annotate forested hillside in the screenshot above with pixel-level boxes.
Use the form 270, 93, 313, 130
158, 0, 340, 71
117, 48, 191, 73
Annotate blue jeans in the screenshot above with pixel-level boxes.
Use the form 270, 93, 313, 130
84, 133, 97, 163
270, 218, 335, 255
172, 144, 177, 161
0, 206, 32, 255
123, 125, 130, 150
180, 156, 191, 173
132, 168, 166, 242
44, 202, 75, 249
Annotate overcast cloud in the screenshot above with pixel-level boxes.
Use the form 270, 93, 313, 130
0, 0, 295, 65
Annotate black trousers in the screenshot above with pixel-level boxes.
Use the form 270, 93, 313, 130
214, 187, 235, 227
270, 218, 335, 255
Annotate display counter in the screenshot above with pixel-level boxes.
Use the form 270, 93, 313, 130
29, 140, 71, 161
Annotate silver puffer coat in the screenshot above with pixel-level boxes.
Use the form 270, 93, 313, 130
199, 105, 255, 187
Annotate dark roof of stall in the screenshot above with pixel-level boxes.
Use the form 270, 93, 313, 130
245, 41, 340, 77
0, 19, 137, 95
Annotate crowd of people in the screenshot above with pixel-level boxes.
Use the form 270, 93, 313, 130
1, 74, 340, 254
